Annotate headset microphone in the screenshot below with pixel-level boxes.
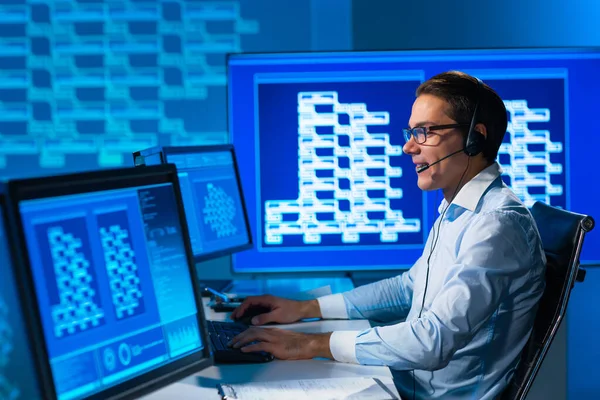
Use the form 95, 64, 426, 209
416, 147, 465, 173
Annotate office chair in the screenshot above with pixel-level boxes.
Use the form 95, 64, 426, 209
501, 201, 595, 400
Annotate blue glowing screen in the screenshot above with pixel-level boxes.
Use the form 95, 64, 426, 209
228, 48, 600, 272
143, 149, 251, 260
18, 183, 204, 400
0, 204, 42, 400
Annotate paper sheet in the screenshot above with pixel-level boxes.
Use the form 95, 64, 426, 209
218, 376, 399, 400
286, 285, 332, 301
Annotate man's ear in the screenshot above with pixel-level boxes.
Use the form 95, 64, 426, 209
474, 123, 488, 139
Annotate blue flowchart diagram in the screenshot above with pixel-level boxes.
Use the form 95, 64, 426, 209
46, 225, 106, 338
265, 91, 421, 246
483, 74, 567, 209
499, 99, 564, 207
98, 222, 144, 321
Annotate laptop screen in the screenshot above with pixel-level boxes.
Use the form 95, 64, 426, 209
11, 167, 210, 400
0, 198, 43, 400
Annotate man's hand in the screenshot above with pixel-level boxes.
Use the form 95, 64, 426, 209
230, 295, 321, 325
228, 327, 333, 360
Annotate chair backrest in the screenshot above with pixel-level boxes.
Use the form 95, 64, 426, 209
501, 201, 595, 400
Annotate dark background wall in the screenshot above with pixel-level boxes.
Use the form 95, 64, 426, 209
352, 0, 600, 50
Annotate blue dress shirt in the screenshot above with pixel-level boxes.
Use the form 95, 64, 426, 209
318, 163, 546, 400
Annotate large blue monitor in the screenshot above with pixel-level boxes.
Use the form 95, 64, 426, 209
6, 165, 211, 400
133, 145, 252, 262
0, 192, 43, 400
228, 48, 600, 272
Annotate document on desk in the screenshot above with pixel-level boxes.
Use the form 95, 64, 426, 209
217, 376, 399, 399
287, 285, 332, 301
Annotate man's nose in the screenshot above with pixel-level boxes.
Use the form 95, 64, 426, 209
403, 137, 419, 155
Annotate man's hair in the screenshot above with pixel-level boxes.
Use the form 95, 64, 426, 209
416, 71, 508, 163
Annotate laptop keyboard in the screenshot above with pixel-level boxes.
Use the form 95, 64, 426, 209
206, 320, 274, 364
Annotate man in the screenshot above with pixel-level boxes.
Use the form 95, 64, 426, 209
229, 71, 546, 399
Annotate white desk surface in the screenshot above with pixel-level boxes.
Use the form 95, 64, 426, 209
141, 299, 399, 399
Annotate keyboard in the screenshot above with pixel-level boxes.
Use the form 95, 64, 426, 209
206, 320, 274, 364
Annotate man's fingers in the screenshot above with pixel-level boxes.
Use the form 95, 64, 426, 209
229, 328, 268, 348
230, 296, 261, 319
230, 303, 249, 320
227, 330, 248, 348
231, 296, 274, 320
240, 342, 270, 354
251, 311, 278, 326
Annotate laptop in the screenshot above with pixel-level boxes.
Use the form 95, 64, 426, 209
4, 164, 213, 399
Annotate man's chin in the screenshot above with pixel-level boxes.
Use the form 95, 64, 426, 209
417, 179, 437, 192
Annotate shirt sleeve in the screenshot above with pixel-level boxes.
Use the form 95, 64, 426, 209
344, 267, 418, 321
317, 294, 349, 319
334, 211, 538, 370
329, 331, 361, 364
317, 260, 421, 324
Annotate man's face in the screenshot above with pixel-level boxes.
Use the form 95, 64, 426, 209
403, 94, 469, 193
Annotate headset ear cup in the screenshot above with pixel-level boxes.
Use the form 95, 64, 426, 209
464, 77, 486, 157
464, 129, 485, 157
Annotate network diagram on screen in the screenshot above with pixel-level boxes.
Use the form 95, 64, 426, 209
265, 91, 421, 246
46, 220, 144, 338
203, 182, 239, 238
256, 75, 427, 252
165, 150, 250, 258
499, 99, 563, 207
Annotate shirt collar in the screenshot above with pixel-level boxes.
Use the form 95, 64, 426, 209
438, 162, 503, 213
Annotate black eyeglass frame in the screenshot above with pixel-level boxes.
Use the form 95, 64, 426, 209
403, 123, 471, 144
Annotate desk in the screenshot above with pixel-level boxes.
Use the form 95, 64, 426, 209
142, 300, 399, 399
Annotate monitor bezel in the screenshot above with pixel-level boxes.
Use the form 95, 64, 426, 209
134, 144, 254, 264
5, 164, 213, 400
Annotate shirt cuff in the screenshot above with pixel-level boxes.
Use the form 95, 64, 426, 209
317, 294, 349, 319
330, 331, 360, 364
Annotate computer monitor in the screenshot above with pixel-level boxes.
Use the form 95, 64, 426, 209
0, 191, 44, 400
227, 48, 600, 272
132, 145, 252, 262
5, 164, 212, 400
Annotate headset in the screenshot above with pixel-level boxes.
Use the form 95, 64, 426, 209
463, 77, 486, 157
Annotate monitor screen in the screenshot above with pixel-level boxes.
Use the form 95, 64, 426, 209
0, 198, 43, 400
228, 48, 600, 272
139, 146, 252, 262
11, 168, 210, 400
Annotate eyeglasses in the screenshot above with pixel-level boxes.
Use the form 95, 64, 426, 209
403, 123, 470, 144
